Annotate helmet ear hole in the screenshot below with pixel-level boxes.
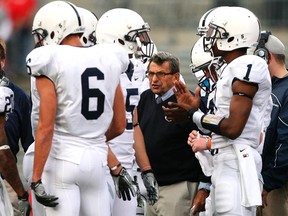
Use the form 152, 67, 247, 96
50, 31, 55, 40
227, 37, 234, 43
118, 39, 125, 45
83, 37, 87, 44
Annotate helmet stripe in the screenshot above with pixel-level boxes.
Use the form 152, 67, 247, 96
66, 2, 82, 26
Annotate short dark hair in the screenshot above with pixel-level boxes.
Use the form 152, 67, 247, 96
0, 37, 6, 60
273, 54, 286, 65
148, 51, 180, 74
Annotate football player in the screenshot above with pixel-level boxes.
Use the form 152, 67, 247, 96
25, 1, 129, 216
96, 8, 157, 216
0, 75, 30, 216
165, 6, 271, 215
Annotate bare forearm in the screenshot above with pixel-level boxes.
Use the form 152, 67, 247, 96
32, 130, 53, 182
134, 126, 151, 172
0, 149, 26, 196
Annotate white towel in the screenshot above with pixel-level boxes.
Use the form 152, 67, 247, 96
195, 150, 213, 177
233, 144, 262, 207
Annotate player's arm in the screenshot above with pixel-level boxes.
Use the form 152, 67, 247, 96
32, 76, 56, 183
31, 76, 58, 207
190, 79, 258, 139
105, 83, 126, 142
0, 115, 27, 198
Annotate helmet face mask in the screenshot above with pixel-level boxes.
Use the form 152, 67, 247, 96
32, 28, 48, 48
191, 36, 225, 93
204, 23, 229, 52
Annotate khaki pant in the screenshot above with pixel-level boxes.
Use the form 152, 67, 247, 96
257, 182, 288, 216
146, 181, 199, 216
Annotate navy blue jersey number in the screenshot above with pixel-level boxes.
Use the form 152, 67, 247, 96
81, 68, 105, 120
243, 64, 252, 81
4, 95, 13, 113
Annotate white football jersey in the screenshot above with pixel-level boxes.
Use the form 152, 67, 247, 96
30, 76, 38, 138
0, 86, 13, 114
27, 44, 129, 163
108, 58, 146, 168
212, 55, 271, 149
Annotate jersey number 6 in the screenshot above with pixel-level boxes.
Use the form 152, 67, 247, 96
81, 68, 105, 120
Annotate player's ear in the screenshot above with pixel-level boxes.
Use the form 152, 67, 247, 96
175, 72, 180, 81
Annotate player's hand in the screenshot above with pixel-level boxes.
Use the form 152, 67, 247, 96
31, 179, 59, 207
18, 191, 31, 216
111, 167, 136, 201
191, 189, 210, 214
141, 170, 159, 205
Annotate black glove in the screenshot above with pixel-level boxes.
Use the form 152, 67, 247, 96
141, 170, 159, 205
111, 167, 136, 201
31, 179, 59, 207
18, 191, 31, 216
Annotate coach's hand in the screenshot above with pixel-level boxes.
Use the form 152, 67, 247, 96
112, 167, 136, 201
141, 170, 159, 205
31, 179, 59, 207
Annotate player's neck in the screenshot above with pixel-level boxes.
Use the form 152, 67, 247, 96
61, 35, 83, 47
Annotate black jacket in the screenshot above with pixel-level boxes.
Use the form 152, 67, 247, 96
262, 75, 288, 192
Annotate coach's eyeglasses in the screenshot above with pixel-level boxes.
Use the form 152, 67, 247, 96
146, 71, 174, 79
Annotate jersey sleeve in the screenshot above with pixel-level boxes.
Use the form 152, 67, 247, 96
0, 86, 14, 114
26, 45, 58, 82
229, 55, 269, 84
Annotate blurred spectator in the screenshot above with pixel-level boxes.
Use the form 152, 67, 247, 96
0, 0, 37, 76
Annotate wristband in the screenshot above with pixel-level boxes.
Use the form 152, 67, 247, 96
110, 163, 121, 171
18, 191, 29, 200
206, 137, 212, 150
133, 122, 139, 127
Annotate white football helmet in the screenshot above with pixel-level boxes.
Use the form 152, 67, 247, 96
32, 1, 85, 47
78, 7, 98, 46
197, 6, 230, 36
204, 7, 261, 52
96, 8, 154, 59
190, 36, 224, 93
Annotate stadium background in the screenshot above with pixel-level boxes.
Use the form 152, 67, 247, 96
5, 0, 288, 92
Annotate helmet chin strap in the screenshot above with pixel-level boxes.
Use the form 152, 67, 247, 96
207, 50, 219, 83
134, 37, 142, 59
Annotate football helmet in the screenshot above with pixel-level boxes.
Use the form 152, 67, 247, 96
32, 1, 85, 47
96, 8, 154, 59
190, 36, 224, 93
78, 7, 98, 46
204, 7, 261, 52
